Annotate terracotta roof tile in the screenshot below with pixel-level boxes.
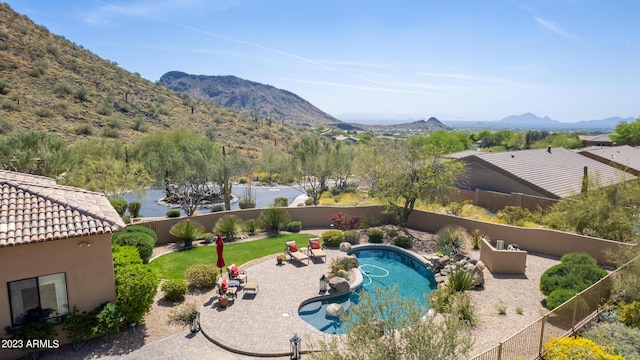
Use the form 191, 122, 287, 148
0, 170, 125, 247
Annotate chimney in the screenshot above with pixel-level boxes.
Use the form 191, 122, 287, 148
547, 146, 552, 154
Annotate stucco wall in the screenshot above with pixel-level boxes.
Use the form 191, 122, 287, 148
405, 210, 632, 266
0, 234, 116, 359
141, 205, 394, 245
479, 238, 527, 274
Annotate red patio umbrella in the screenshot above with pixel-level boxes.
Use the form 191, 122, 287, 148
215, 234, 225, 276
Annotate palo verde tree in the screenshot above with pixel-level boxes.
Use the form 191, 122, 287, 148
0, 129, 76, 178
289, 135, 335, 205
130, 130, 219, 216
360, 135, 463, 227
310, 287, 474, 360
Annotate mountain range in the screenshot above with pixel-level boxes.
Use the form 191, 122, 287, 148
159, 71, 339, 127
443, 113, 632, 131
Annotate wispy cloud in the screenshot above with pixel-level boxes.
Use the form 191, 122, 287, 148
85, 0, 221, 26
276, 78, 447, 97
534, 16, 579, 41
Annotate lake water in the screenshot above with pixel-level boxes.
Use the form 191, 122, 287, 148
123, 186, 305, 217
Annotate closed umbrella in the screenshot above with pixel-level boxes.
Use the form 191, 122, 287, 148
216, 234, 225, 276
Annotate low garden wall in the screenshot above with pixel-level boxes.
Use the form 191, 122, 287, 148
137, 205, 633, 266
479, 238, 527, 274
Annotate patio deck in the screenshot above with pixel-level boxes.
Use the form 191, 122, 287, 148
199, 248, 344, 357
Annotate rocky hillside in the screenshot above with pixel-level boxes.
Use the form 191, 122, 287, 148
0, 3, 307, 156
358, 117, 452, 132
159, 71, 340, 127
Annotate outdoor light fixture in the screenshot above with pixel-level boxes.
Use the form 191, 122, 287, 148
190, 311, 200, 333
77, 241, 91, 248
319, 274, 327, 293
290, 334, 301, 360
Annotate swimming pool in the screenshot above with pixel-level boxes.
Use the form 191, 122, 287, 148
298, 245, 437, 334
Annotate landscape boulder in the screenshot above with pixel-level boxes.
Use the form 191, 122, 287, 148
339, 242, 352, 252
326, 303, 344, 317
328, 276, 350, 293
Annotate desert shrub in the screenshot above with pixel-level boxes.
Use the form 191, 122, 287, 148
244, 219, 260, 236
112, 245, 143, 268
385, 227, 399, 238
259, 207, 291, 235
428, 287, 453, 313
582, 321, 640, 360
111, 232, 155, 264
215, 215, 243, 241
171, 219, 205, 247
93, 302, 121, 337
470, 229, 482, 250
540, 258, 607, 296
496, 206, 541, 225
543, 337, 624, 360
237, 176, 248, 184
287, 220, 302, 232
394, 235, 412, 249
102, 127, 119, 138
210, 205, 224, 213
448, 267, 474, 292
448, 292, 478, 326
367, 229, 384, 243
304, 197, 314, 206
0, 79, 11, 94
322, 230, 345, 247
35, 107, 54, 118
166, 209, 181, 217
124, 225, 157, 242
618, 301, 640, 327
168, 301, 199, 326
238, 198, 256, 209
330, 212, 361, 230
62, 306, 97, 351
329, 256, 356, 278
344, 230, 361, 245
122, 215, 131, 224
273, 197, 288, 207
74, 123, 93, 135
184, 264, 217, 288
161, 279, 188, 302
114, 262, 158, 324
546, 288, 578, 310
436, 226, 467, 256
109, 198, 128, 216
447, 202, 463, 216
561, 252, 597, 266
128, 201, 141, 218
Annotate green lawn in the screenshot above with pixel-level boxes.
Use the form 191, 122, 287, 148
149, 233, 317, 279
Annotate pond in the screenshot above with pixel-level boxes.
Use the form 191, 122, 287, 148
123, 186, 305, 217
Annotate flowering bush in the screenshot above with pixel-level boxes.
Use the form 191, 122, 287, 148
330, 212, 361, 230
543, 337, 624, 360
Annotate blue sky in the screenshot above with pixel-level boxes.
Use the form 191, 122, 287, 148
5, 0, 640, 122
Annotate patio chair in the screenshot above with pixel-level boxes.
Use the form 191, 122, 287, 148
285, 241, 309, 264
216, 278, 237, 300
227, 264, 247, 285
309, 238, 326, 262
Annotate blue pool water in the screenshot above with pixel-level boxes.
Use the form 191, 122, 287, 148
298, 248, 437, 334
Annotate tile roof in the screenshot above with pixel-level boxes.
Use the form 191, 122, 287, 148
463, 148, 636, 199
0, 170, 126, 247
578, 145, 640, 174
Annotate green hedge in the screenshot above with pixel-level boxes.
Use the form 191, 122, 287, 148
322, 230, 345, 247
367, 229, 384, 243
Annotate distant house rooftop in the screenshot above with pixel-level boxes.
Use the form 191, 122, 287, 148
578, 145, 640, 176
578, 133, 614, 147
333, 134, 359, 143
460, 147, 635, 199
0, 170, 125, 246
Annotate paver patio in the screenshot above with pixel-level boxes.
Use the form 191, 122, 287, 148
199, 248, 344, 356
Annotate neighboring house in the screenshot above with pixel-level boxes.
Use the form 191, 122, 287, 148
455, 147, 636, 199
577, 145, 640, 176
578, 133, 614, 147
0, 170, 124, 358
333, 134, 359, 144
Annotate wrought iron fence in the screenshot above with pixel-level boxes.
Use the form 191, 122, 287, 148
470, 255, 638, 360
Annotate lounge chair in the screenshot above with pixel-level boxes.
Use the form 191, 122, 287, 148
285, 241, 309, 264
309, 238, 326, 262
227, 264, 247, 285
216, 278, 237, 300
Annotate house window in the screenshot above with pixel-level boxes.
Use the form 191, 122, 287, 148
8, 273, 69, 326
